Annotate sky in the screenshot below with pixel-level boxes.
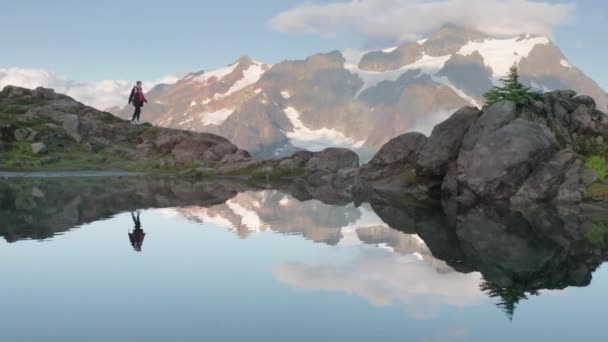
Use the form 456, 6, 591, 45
0, 0, 606, 97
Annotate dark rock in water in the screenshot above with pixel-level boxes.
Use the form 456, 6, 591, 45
416, 106, 480, 177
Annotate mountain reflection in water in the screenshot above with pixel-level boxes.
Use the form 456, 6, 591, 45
1, 175, 608, 326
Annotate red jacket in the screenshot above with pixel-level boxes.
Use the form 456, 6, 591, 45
129, 86, 147, 107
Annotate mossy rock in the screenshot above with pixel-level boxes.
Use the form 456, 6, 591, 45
585, 183, 608, 201
400, 168, 417, 187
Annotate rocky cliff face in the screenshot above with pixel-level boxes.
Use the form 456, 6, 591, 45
110, 25, 608, 159
358, 90, 608, 206
0, 86, 251, 171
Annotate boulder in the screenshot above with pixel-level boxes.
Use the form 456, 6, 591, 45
304, 148, 359, 173
277, 151, 314, 170
31, 142, 47, 155
456, 119, 559, 201
360, 132, 427, 181
14, 128, 30, 141
171, 134, 226, 164
154, 132, 189, 154
219, 149, 251, 165
417, 106, 480, 177
459, 101, 517, 152
510, 150, 576, 205
556, 160, 598, 204
62, 114, 82, 142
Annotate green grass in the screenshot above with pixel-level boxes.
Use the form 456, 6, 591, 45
585, 222, 608, 246
585, 155, 606, 181
400, 168, 417, 187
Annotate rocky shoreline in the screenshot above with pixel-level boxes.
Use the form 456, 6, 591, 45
2, 85, 608, 207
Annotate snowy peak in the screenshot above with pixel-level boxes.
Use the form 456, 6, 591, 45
114, 25, 607, 160
457, 34, 550, 77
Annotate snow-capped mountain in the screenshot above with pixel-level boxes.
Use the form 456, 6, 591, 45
113, 25, 608, 159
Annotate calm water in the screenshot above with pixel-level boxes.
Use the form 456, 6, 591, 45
1, 176, 608, 341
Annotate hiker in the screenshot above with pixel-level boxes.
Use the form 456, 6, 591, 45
128, 81, 148, 124
129, 211, 146, 252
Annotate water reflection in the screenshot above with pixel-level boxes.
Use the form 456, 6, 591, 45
129, 211, 145, 252
1, 175, 608, 322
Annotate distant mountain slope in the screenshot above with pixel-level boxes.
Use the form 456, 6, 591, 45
113, 25, 608, 159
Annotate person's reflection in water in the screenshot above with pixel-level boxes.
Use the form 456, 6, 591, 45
129, 211, 146, 252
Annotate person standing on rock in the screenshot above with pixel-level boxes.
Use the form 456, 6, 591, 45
128, 81, 148, 124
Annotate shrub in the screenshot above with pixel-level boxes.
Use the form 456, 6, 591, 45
483, 63, 540, 106
585, 155, 606, 181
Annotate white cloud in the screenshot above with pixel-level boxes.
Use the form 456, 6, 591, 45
268, 0, 574, 46
274, 247, 484, 318
0, 68, 182, 110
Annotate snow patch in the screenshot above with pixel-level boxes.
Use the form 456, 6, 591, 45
192, 63, 238, 83
382, 46, 398, 53
280, 90, 292, 99
223, 62, 266, 97
345, 54, 451, 95
458, 36, 550, 77
417, 38, 428, 45
201, 108, 235, 126
560, 59, 572, 68
432, 76, 481, 108
283, 106, 365, 151
177, 117, 194, 126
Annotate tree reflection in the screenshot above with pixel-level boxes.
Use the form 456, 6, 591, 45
480, 279, 540, 321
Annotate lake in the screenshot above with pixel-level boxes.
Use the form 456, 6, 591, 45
1, 176, 607, 341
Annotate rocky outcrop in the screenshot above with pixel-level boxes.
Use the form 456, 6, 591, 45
0, 86, 252, 170
416, 106, 481, 177
358, 90, 608, 206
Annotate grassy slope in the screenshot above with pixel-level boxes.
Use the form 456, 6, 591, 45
0, 94, 193, 172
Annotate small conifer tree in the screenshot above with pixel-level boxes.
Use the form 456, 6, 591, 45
483, 63, 540, 106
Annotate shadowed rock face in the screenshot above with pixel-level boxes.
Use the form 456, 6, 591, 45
359, 90, 608, 206
437, 52, 493, 103
359, 43, 423, 72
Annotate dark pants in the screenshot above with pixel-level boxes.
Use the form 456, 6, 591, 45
131, 106, 142, 121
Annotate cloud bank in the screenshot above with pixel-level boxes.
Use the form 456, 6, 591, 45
274, 247, 484, 319
268, 0, 574, 46
0, 68, 182, 110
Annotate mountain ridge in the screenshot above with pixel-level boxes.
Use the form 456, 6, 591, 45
103, 26, 608, 158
